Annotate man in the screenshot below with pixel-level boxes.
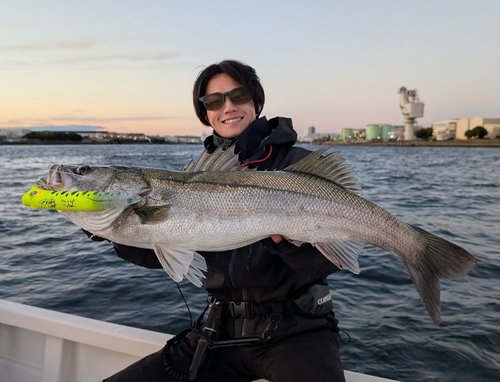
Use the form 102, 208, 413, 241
101, 60, 346, 382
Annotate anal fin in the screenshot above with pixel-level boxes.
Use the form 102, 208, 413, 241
314, 241, 364, 273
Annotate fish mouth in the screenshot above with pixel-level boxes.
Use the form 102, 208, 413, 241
36, 164, 73, 191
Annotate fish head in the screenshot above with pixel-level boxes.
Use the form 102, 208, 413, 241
37, 164, 150, 197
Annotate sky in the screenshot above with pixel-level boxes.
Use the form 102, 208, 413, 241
1, 0, 499, 138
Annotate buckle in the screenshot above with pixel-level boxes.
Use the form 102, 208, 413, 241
228, 301, 254, 318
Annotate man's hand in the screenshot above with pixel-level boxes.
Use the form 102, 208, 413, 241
271, 234, 291, 244
82, 229, 108, 242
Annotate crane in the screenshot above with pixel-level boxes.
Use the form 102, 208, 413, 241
398, 87, 425, 140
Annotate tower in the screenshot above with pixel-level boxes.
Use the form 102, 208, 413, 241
398, 87, 425, 140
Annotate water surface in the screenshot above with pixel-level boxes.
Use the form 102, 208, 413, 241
0, 144, 498, 381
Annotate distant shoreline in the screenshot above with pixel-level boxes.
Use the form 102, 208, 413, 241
320, 139, 500, 148
2, 139, 500, 148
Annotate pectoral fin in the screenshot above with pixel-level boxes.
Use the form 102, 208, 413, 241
313, 241, 364, 274
153, 244, 207, 287
185, 252, 207, 287
135, 205, 171, 224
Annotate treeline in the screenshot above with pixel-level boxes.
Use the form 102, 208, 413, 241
465, 126, 489, 139
415, 128, 433, 140
22, 132, 168, 144
415, 126, 491, 140
24, 131, 83, 142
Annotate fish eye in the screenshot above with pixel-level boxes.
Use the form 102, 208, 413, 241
76, 166, 92, 175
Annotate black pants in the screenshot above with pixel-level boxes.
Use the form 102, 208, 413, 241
103, 326, 345, 382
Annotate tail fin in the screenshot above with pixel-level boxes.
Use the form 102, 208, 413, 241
406, 225, 477, 325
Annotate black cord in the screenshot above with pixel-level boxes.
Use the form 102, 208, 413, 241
339, 328, 351, 344
176, 282, 193, 327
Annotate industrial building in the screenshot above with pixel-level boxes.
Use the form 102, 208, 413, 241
164, 135, 203, 144
366, 124, 391, 141
363, 124, 405, 141
305, 126, 335, 141
341, 128, 354, 142
90, 132, 149, 141
432, 119, 458, 140
456, 117, 500, 140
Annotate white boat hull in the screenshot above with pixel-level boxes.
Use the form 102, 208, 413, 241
0, 299, 397, 382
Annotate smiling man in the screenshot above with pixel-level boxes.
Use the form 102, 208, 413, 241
100, 60, 346, 382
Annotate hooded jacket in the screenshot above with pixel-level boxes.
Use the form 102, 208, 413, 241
113, 117, 340, 335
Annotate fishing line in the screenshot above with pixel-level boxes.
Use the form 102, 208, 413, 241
339, 328, 351, 344
175, 282, 193, 327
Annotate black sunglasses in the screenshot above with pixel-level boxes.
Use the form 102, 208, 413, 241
199, 87, 252, 111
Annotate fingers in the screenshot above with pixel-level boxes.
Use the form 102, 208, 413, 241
271, 234, 283, 244
270, 234, 291, 244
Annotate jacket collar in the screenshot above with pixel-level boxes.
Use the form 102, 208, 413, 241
203, 116, 297, 162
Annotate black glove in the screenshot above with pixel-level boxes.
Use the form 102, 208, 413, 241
113, 243, 162, 269
81, 229, 161, 268
82, 229, 109, 242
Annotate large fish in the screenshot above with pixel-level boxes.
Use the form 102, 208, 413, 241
35, 146, 476, 324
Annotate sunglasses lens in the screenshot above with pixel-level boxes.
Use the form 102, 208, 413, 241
200, 88, 251, 111
228, 88, 251, 105
202, 93, 225, 111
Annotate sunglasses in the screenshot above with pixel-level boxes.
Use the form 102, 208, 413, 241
199, 87, 252, 111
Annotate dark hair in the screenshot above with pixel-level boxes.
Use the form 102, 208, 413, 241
193, 60, 265, 126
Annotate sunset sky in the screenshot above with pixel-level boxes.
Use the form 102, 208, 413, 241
1, 1, 499, 138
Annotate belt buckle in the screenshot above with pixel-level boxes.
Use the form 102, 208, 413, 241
229, 301, 254, 318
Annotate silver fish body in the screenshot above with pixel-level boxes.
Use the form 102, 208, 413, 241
36, 147, 477, 324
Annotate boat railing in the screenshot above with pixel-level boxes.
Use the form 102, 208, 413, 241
0, 299, 397, 382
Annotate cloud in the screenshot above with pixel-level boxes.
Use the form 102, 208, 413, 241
0, 38, 100, 51
0, 19, 33, 32
52, 115, 172, 123
54, 51, 179, 64
2, 114, 172, 128
2, 41, 179, 69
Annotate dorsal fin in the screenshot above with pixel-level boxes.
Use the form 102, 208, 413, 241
183, 145, 243, 172
284, 148, 362, 195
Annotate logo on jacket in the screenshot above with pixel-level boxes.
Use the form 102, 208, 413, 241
317, 294, 332, 306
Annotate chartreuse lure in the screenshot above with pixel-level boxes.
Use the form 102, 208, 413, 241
22, 185, 139, 211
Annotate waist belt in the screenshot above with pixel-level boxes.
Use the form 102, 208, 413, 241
221, 300, 298, 319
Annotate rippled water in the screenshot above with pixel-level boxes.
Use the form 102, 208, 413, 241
0, 144, 498, 381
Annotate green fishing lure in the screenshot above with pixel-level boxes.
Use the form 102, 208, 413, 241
22, 185, 139, 211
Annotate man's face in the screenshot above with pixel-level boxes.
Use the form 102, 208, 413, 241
204, 73, 257, 139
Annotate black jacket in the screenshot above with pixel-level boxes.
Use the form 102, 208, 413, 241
113, 116, 339, 308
